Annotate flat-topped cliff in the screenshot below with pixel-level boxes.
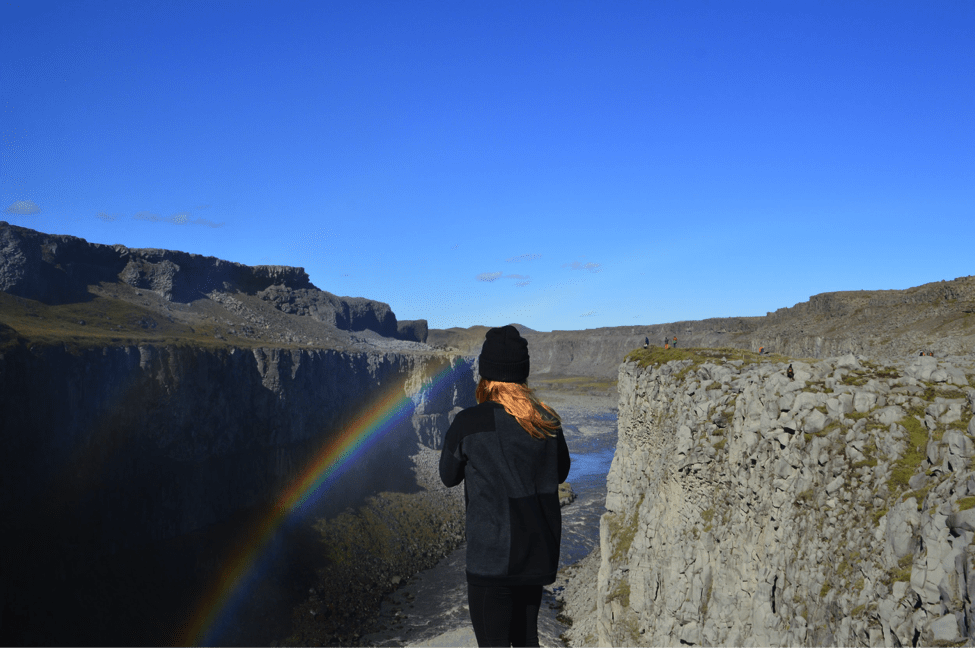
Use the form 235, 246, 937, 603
0, 222, 471, 645
429, 276, 975, 380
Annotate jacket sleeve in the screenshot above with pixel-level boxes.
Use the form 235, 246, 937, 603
557, 426, 571, 483
439, 415, 466, 487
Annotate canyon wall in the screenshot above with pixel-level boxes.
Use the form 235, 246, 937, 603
0, 340, 475, 645
429, 275, 975, 380
591, 351, 975, 646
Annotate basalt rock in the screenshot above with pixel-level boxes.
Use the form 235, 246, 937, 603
0, 221, 425, 340
580, 351, 975, 647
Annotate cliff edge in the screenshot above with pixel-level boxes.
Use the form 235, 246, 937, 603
566, 347, 975, 646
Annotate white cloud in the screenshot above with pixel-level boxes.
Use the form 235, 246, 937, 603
506, 253, 541, 262
4, 200, 40, 215
565, 261, 602, 272
134, 211, 163, 222
170, 212, 190, 225
477, 271, 503, 282
95, 212, 116, 222
580, 310, 596, 317
514, 281, 530, 287
506, 273, 530, 280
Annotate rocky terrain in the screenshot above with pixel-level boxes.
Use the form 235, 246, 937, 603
0, 222, 476, 645
429, 275, 975, 379
560, 347, 975, 646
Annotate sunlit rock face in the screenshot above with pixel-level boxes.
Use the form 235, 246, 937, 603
0, 221, 426, 341
590, 352, 975, 647
429, 275, 975, 379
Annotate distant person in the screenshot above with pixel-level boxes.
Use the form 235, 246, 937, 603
644, 336, 649, 349
440, 325, 570, 647
673, 336, 678, 348
665, 343, 670, 349
759, 346, 764, 355
787, 364, 794, 381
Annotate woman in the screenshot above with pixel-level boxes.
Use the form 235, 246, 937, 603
440, 325, 571, 647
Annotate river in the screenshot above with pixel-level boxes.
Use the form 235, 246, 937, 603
358, 392, 618, 647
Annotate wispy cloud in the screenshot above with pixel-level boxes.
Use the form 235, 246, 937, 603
506, 253, 541, 262
131, 211, 225, 227
95, 212, 117, 222
506, 274, 529, 280
477, 271, 503, 282
514, 281, 530, 287
580, 310, 596, 317
565, 260, 602, 272
4, 200, 40, 215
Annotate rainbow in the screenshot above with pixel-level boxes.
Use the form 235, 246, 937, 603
176, 357, 472, 646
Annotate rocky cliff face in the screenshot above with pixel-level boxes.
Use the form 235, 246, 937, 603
0, 221, 427, 342
591, 350, 975, 646
0, 222, 476, 644
0, 338, 475, 644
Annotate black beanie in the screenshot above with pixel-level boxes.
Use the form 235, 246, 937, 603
478, 325, 530, 383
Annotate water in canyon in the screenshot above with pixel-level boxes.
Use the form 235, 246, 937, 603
359, 393, 618, 647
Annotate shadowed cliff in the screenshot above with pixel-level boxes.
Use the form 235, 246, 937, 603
0, 222, 472, 645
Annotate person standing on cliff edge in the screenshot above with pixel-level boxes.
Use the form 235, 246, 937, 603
440, 324, 571, 647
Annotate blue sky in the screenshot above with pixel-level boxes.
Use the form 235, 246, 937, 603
2, 1, 973, 332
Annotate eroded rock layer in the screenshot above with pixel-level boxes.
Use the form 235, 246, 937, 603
588, 351, 975, 646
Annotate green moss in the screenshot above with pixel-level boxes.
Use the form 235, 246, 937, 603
713, 438, 727, 451
796, 489, 815, 505
957, 496, 975, 511
852, 458, 878, 469
701, 508, 715, 524
706, 381, 723, 390
841, 371, 869, 387
888, 417, 929, 493
891, 554, 913, 583
872, 507, 889, 526
607, 579, 631, 607
607, 493, 644, 564
820, 581, 832, 597
624, 345, 792, 376
948, 419, 969, 430
0, 291, 272, 352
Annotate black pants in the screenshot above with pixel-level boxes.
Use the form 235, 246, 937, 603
467, 582, 543, 647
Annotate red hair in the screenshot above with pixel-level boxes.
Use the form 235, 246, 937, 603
476, 379, 561, 439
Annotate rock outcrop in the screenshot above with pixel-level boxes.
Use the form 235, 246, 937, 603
429, 277, 975, 379
0, 221, 426, 341
585, 349, 975, 646
0, 338, 474, 644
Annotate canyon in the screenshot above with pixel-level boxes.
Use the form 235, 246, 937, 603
4, 219, 975, 646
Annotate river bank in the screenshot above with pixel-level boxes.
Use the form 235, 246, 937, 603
355, 390, 618, 647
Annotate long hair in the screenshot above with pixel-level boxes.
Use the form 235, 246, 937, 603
476, 378, 561, 439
